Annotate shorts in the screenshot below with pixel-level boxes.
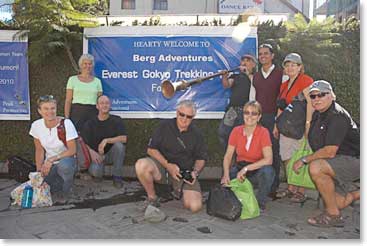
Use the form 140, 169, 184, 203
279, 134, 306, 161
327, 154, 360, 195
143, 157, 201, 193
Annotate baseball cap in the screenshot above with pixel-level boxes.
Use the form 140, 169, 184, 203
309, 80, 334, 94
241, 54, 258, 64
282, 53, 303, 67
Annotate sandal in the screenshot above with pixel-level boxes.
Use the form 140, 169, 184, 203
308, 212, 345, 228
290, 192, 307, 203
276, 189, 295, 199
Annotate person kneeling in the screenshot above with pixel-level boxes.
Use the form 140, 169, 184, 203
135, 100, 208, 213
221, 101, 275, 212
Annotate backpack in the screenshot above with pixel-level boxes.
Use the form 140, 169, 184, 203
7, 156, 36, 183
206, 184, 242, 221
57, 119, 91, 170
276, 94, 307, 140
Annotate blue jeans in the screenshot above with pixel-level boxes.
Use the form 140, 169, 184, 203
44, 157, 77, 194
229, 164, 275, 206
89, 142, 126, 178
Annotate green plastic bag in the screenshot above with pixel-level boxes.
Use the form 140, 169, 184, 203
229, 179, 260, 220
287, 138, 316, 190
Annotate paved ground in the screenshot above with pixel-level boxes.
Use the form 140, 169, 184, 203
0, 177, 360, 239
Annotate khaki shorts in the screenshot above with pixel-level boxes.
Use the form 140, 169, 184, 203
279, 134, 307, 161
143, 157, 201, 193
327, 155, 360, 195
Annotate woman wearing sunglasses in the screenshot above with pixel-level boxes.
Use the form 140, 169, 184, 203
221, 101, 275, 212
30, 95, 78, 204
64, 54, 103, 131
274, 53, 314, 202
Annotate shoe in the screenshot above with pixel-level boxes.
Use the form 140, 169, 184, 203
112, 175, 123, 188
142, 196, 161, 210
259, 202, 266, 213
52, 192, 69, 205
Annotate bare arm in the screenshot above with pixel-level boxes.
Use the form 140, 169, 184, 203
303, 86, 314, 137
221, 71, 234, 88
34, 138, 45, 171
246, 146, 273, 171
64, 89, 73, 119
98, 135, 127, 155
47, 139, 77, 163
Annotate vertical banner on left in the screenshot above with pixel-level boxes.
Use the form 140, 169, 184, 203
0, 30, 30, 120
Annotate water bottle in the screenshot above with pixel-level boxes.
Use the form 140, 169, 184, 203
21, 185, 33, 208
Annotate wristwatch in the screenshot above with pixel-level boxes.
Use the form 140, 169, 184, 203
301, 157, 308, 165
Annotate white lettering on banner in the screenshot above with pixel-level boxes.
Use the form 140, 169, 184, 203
0, 78, 15, 85
133, 54, 156, 64
0, 52, 10, 56
3, 108, 28, 113
0, 65, 19, 71
3, 101, 14, 106
112, 99, 137, 105
174, 69, 215, 79
12, 52, 24, 56
151, 83, 162, 92
101, 70, 138, 79
142, 70, 170, 80
163, 41, 199, 48
158, 54, 213, 62
133, 41, 161, 48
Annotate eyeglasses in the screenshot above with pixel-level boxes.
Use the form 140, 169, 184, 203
310, 92, 329, 99
178, 111, 194, 119
243, 111, 259, 116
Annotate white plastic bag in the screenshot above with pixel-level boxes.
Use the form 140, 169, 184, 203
10, 172, 53, 207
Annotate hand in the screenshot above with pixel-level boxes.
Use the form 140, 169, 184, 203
183, 170, 198, 185
220, 174, 230, 186
90, 149, 104, 164
239, 65, 247, 73
304, 124, 310, 139
273, 125, 279, 139
166, 163, 181, 181
293, 160, 304, 174
236, 167, 248, 183
220, 70, 228, 76
41, 160, 53, 176
98, 139, 109, 155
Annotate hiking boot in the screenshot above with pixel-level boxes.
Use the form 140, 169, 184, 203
112, 175, 124, 189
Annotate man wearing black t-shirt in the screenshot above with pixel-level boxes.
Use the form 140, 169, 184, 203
218, 54, 256, 150
135, 100, 208, 213
81, 95, 127, 188
293, 80, 360, 228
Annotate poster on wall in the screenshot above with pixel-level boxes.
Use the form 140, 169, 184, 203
84, 26, 257, 119
0, 30, 30, 120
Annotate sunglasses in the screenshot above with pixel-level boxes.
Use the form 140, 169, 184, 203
243, 111, 259, 116
178, 111, 194, 119
310, 92, 329, 99
37, 95, 55, 104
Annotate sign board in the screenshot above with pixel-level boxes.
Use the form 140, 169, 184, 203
84, 26, 257, 118
218, 0, 265, 14
0, 30, 30, 120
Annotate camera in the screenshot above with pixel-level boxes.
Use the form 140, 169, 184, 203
276, 98, 287, 111
180, 170, 193, 182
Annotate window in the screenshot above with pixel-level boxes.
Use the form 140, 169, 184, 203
153, 0, 167, 10
122, 0, 135, 9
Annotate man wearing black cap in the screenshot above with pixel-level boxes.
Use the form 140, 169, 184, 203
218, 54, 257, 150
293, 80, 360, 228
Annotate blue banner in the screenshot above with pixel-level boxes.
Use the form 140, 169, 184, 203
0, 33, 30, 120
86, 27, 257, 118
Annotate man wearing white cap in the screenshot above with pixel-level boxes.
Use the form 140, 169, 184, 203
293, 80, 360, 228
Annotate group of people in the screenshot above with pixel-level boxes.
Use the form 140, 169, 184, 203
29, 43, 360, 228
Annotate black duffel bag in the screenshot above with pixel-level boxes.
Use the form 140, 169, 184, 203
207, 185, 242, 221
6, 156, 36, 183
276, 95, 307, 140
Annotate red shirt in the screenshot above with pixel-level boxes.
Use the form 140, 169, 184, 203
279, 73, 313, 105
228, 125, 272, 163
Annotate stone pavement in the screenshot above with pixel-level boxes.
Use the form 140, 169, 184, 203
0, 178, 360, 239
